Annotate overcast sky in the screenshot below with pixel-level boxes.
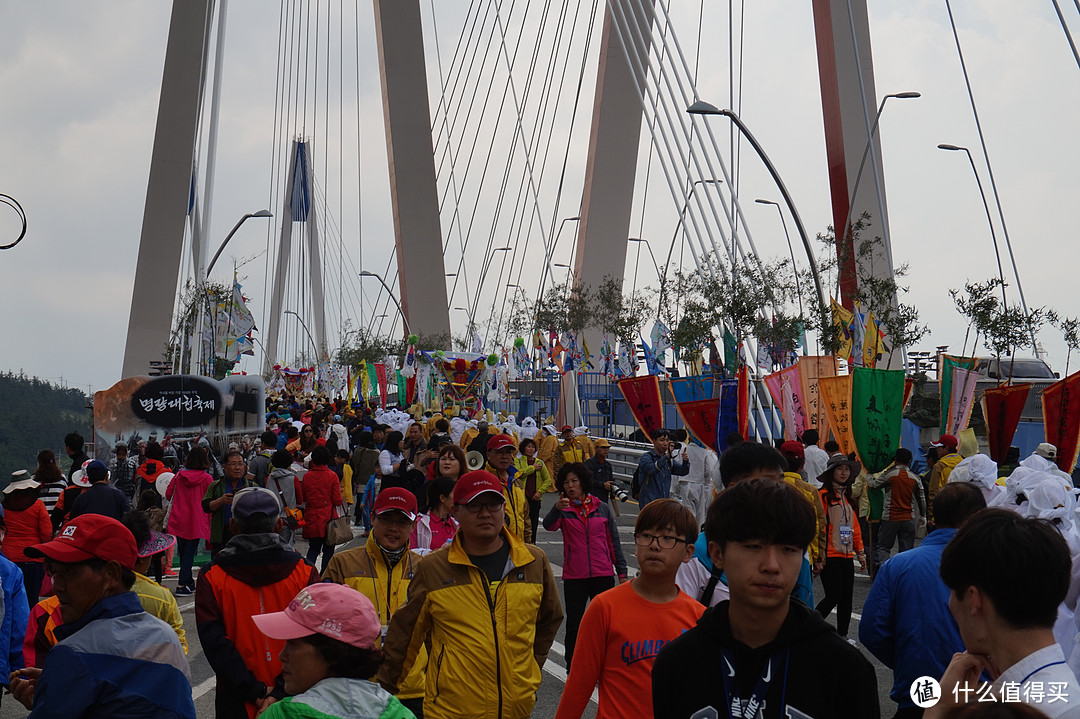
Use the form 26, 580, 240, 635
1, 0, 1078, 394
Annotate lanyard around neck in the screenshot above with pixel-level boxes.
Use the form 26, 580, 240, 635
720, 646, 789, 719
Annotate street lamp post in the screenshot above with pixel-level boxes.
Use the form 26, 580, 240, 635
663, 179, 722, 271
686, 102, 826, 323
206, 209, 273, 275
842, 92, 920, 242
755, 199, 803, 317
937, 143, 1012, 316
359, 270, 412, 337
627, 238, 662, 283
284, 310, 321, 365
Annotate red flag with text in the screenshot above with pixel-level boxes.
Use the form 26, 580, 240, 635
1042, 371, 1080, 473
374, 363, 388, 408
618, 375, 664, 441
982, 383, 1031, 463
674, 398, 721, 451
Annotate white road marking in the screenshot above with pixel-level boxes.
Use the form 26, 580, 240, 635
192, 676, 216, 700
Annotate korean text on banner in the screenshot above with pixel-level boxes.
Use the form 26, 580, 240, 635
763, 364, 807, 441
938, 355, 978, 432
819, 375, 855, 457
674, 398, 721, 452
617, 375, 663, 441
1042, 370, 1080, 473
851, 367, 906, 474
946, 366, 980, 436
982, 383, 1031, 463
799, 356, 838, 446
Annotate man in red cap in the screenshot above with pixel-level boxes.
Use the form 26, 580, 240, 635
927, 434, 961, 530
484, 433, 531, 543
322, 487, 427, 717
379, 471, 563, 719
9, 514, 195, 718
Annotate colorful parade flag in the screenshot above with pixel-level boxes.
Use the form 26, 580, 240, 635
1042, 370, 1080, 473
939, 355, 978, 432
861, 311, 887, 368
982, 383, 1031, 463
640, 337, 666, 376
819, 375, 855, 456
617, 375, 664, 440
374, 363, 388, 408
851, 367, 906, 473
675, 398, 721, 452
670, 376, 714, 403
736, 366, 750, 441
798, 356, 839, 446
723, 329, 738, 372
945, 366, 979, 436
715, 378, 741, 451
851, 300, 868, 366
764, 364, 808, 441
830, 298, 855, 362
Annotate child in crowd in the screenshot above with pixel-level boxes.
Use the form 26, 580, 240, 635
554, 498, 703, 719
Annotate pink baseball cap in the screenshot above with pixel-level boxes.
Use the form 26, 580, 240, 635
252, 584, 380, 649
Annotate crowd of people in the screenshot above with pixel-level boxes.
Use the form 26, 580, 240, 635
0, 395, 1079, 718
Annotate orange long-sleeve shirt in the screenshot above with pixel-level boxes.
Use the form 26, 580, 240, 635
554, 580, 704, 719
2, 500, 53, 563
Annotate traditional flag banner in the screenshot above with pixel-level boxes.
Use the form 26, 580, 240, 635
737, 365, 750, 441
819, 375, 855, 456
798, 356, 839, 446
708, 338, 725, 376
830, 298, 855, 362
946, 366, 980, 436
715, 379, 741, 451
670, 376, 713, 403
396, 369, 407, 407
366, 362, 378, 401
851, 367, 906, 473
617, 375, 664, 440
862, 311, 886, 368
374, 363, 389, 408
640, 337, 666, 376
763, 364, 807, 440
723, 329, 738, 372
675, 398, 721, 451
1042, 370, 1080, 473
851, 300, 868, 366
939, 355, 978, 431
982, 383, 1031, 463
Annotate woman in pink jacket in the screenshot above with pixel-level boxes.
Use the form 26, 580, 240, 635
542, 461, 627, 668
165, 445, 214, 597
299, 445, 343, 570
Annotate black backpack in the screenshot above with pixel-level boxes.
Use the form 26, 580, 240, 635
631, 466, 642, 499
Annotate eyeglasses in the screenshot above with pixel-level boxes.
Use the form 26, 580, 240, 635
634, 532, 689, 550
462, 499, 506, 514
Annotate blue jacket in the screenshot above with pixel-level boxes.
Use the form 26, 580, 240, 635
637, 450, 690, 506
30, 592, 194, 719
0, 554, 27, 683
858, 528, 964, 708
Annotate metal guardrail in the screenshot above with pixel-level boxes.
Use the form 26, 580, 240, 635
606, 439, 651, 483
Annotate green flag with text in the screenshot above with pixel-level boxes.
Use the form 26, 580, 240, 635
851, 366, 906, 473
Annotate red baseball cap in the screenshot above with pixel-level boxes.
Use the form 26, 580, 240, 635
561, 425, 573, 433
486, 434, 516, 452
453, 470, 506, 505
931, 434, 958, 450
373, 487, 418, 520
779, 441, 805, 461
26, 514, 138, 571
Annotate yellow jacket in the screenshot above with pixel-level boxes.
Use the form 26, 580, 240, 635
485, 462, 531, 543
537, 433, 559, 469
553, 439, 585, 477
784, 472, 827, 565
928, 452, 963, 521
340, 465, 354, 505
377, 528, 564, 719
321, 536, 426, 700
459, 428, 480, 450
132, 572, 188, 654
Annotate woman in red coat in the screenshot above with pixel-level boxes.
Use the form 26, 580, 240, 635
299, 445, 343, 570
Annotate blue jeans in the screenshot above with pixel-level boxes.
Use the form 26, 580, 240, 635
176, 537, 200, 588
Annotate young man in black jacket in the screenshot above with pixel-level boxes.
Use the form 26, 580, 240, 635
652, 478, 878, 719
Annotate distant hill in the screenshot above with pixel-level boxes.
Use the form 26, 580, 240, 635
0, 371, 91, 477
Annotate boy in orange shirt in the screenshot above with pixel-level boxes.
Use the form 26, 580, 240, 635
554, 498, 704, 719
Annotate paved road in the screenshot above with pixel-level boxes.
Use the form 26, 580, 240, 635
0, 493, 899, 717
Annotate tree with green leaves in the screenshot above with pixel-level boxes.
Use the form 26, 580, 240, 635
807, 213, 927, 366
593, 275, 653, 348
1048, 312, 1080, 376
950, 277, 1047, 382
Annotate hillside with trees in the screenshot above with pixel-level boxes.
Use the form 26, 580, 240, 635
0, 372, 91, 477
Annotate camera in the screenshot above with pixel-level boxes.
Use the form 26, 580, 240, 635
611, 483, 631, 503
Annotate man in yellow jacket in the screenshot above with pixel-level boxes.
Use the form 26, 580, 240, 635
484, 434, 531, 543
322, 487, 426, 717
927, 434, 962, 526
779, 441, 828, 572
378, 471, 564, 719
